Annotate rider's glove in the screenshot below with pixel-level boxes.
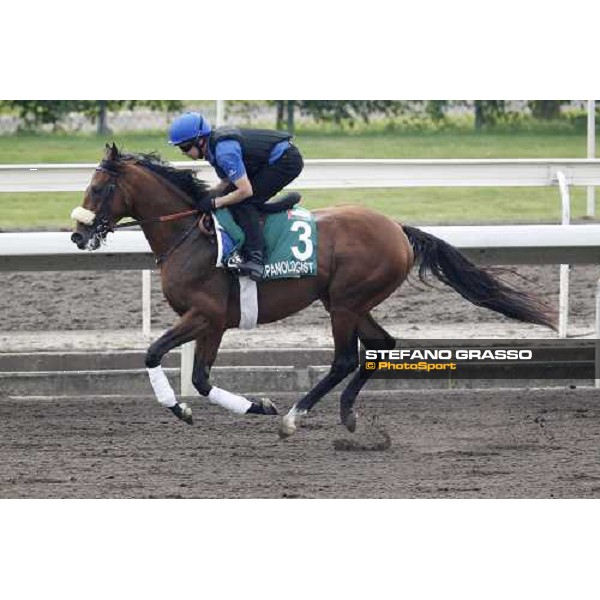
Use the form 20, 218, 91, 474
197, 195, 216, 213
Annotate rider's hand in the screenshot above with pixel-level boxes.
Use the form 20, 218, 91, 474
197, 195, 216, 213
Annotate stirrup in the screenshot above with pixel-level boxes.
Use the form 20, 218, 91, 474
238, 250, 265, 281
225, 249, 243, 273
239, 259, 265, 282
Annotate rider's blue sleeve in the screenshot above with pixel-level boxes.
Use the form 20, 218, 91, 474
214, 140, 246, 182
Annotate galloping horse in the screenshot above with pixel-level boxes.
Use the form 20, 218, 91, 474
72, 144, 556, 438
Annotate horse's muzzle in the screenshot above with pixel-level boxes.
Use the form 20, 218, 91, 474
71, 224, 92, 250
71, 232, 86, 249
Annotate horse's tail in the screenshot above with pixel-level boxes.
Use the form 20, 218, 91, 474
402, 224, 557, 331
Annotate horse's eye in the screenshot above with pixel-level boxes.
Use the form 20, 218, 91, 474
91, 185, 101, 194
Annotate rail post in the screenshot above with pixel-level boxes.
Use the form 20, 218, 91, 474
556, 171, 571, 339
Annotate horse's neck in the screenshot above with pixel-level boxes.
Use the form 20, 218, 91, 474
128, 165, 190, 219
128, 166, 211, 262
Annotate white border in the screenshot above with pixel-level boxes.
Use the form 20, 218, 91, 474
1, 500, 598, 599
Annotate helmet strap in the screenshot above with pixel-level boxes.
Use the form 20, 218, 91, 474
195, 137, 206, 157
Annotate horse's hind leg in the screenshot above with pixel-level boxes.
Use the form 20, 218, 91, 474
145, 309, 210, 425
191, 329, 277, 416
339, 314, 396, 432
279, 309, 360, 438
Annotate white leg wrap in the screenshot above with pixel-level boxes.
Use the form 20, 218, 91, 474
147, 366, 177, 408
208, 386, 252, 414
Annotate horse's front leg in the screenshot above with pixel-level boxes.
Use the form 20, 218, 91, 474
191, 329, 277, 416
145, 309, 209, 425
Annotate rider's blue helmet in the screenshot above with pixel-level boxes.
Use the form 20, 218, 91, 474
168, 112, 212, 145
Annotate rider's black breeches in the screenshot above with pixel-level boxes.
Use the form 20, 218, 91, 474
229, 145, 304, 254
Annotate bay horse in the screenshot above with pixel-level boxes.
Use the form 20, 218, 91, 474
71, 144, 556, 438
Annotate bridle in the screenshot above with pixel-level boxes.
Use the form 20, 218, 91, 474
89, 161, 212, 265
94, 163, 204, 230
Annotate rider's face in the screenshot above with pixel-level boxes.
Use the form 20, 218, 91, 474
182, 145, 200, 160
180, 139, 205, 160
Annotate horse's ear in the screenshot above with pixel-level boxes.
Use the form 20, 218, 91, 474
104, 142, 119, 161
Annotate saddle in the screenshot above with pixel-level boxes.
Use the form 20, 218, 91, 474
256, 191, 302, 214
201, 194, 318, 281
200, 191, 302, 236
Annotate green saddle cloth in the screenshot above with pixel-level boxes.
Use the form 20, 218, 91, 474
214, 206, 318, 280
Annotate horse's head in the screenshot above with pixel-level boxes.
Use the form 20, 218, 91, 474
71, 143, 132, 250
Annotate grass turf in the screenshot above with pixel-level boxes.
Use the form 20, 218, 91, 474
0, 127, 595, 229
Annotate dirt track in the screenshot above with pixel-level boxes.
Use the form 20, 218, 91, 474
1, 264, 600, 498
2, 389, 600, 499
1, 264, 599, 334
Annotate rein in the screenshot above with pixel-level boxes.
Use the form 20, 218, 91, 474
154, 213, 204, 266
113, 207, 208, 266
114, 208, 203, 229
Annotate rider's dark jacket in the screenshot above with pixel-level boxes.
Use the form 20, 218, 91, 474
207, 127, 292, 180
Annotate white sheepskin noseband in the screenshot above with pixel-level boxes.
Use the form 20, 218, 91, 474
71, 206, 96, 226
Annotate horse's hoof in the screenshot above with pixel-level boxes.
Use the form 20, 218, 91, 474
253, 397, 279, 415
278, 415, 296, 439
180, 403, 194, 425
170, 402, 193, 425
342, 410, 357, 433
247, 397, 278, 416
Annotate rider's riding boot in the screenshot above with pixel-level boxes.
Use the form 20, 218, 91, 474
232, 204, 266, 281
240, 250, 265, 281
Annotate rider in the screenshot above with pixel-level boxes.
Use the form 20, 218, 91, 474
168, 111, 304, 281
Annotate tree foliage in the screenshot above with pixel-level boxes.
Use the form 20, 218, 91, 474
474, 101, 507, 129
1, 100, 183, 132
274, 100, 572, 132
527, 100, 564, 120
297, 100, 406, 124
0, 100, 585, 135
272, 100, 407, 132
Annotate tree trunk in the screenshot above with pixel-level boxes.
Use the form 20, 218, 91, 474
529, 100, 562, 120
474, 101, 483, 130
276, 101, 285, 129
97, 101, 110, 136
286, 100, 295, 134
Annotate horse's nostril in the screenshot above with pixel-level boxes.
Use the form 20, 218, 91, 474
71, 232, 85, 248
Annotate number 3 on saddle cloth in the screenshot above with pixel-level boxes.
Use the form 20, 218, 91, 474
213, 206, 318, 280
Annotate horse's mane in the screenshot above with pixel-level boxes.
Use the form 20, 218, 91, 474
104, 148, 211, 208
